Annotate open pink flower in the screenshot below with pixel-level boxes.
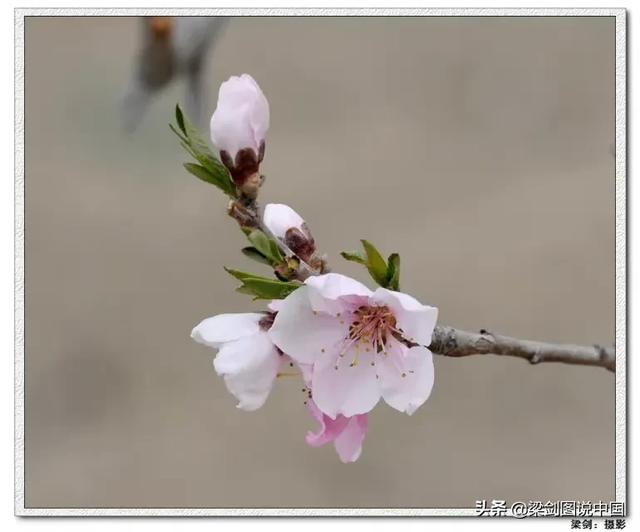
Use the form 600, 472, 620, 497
210, 74, 269, 161
306, 400, 368, 463
191, 312, 283, 411
269, 273, 438, 418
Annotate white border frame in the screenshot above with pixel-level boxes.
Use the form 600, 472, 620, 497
14, 7, 627, 517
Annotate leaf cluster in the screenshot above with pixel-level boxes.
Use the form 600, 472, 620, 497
341, 240, 401, 290
170, 104, 236, 197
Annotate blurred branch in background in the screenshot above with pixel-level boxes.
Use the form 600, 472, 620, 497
121, 16, 228, 132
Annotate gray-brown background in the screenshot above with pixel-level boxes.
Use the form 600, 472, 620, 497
25, 16, 615, 508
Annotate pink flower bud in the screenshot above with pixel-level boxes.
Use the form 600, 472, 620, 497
263, 204, 316, 262
210, 74, 270, 192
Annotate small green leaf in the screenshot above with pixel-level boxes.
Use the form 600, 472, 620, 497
169, 123, 188, 144
268, 239, 284, 263
179, 140, 199, 161
361, 239, 389, 286
247, 230, 273, 258
241, 246, 271, 266
224, 267, 300, 300
182, 163, 235, 196
340, 250, 367, 265
386, 253, 401, 291
172, 104, 237, 197
342, 241, 402, 290
175, 104, 186, 134
224, 267, 259, 282
247, 230, 284, 264
240, 277, 300, 300
183, 163, 215, 183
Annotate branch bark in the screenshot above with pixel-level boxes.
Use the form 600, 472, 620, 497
429, 325, 615, 372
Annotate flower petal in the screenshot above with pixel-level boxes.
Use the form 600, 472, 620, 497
305, 401, 350, 448
245, 76, 270, 150
305, 273, 372, 315
298, 362, 314, 386
210, 102, 256, 158
377, 342, 435, 415
334, 414, 368, 463
267, 299, 284, 312
213, 331, 282, 411
311, 345, 380, 419
263, 203, 305, 240
371, 288, 438, 346
268, 286, 348, 365
210, 74, 269, 158
191, 313, 262, 348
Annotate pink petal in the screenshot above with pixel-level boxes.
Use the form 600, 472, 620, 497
305, 401, 369, 463
268, 286, 348, 365
371, 288, 438, 346
305, 401, 350, 447
377, 342, 435, 415
267, 299, 284, 312
311, 344, 380, 419
305, 273, 372, 315
334, 414, 368, 463
191, 313, 262, 348
210, 102, 256, 158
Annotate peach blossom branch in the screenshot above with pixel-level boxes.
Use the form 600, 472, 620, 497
429, 326, 615, 372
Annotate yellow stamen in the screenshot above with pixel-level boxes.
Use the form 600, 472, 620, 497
277, 371, 300, 378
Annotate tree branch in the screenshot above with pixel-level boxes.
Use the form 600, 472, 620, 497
429, 325, 615, 372
228, 187, 615, 373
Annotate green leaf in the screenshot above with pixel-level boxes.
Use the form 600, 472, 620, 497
269, 239, 284, 263
183, 163, 233, 193
240, 277, 300, 300
340, 250, 367, 265
361, 239, 389, 286
247, 230, 284, 264
386, 253, 401, 291
224, 267, 259, 282
172, 104, 236, 197
169, 123, 188, 144
224, 267, 300, 300
241, 246, 271, 266
247, 230, 273, 258
342, 241, 402, 290
175, 104, 186, 134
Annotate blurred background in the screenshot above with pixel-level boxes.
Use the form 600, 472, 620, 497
25, 16, 615, 508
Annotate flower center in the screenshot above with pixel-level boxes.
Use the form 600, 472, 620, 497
332, 305, 410, 370
347, 305, 398, 354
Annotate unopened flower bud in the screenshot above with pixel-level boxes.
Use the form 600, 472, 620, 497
210, 74, 269, 195
263, 204, 316, 262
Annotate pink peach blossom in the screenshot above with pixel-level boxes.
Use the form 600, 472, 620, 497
269, 273, 438, 419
